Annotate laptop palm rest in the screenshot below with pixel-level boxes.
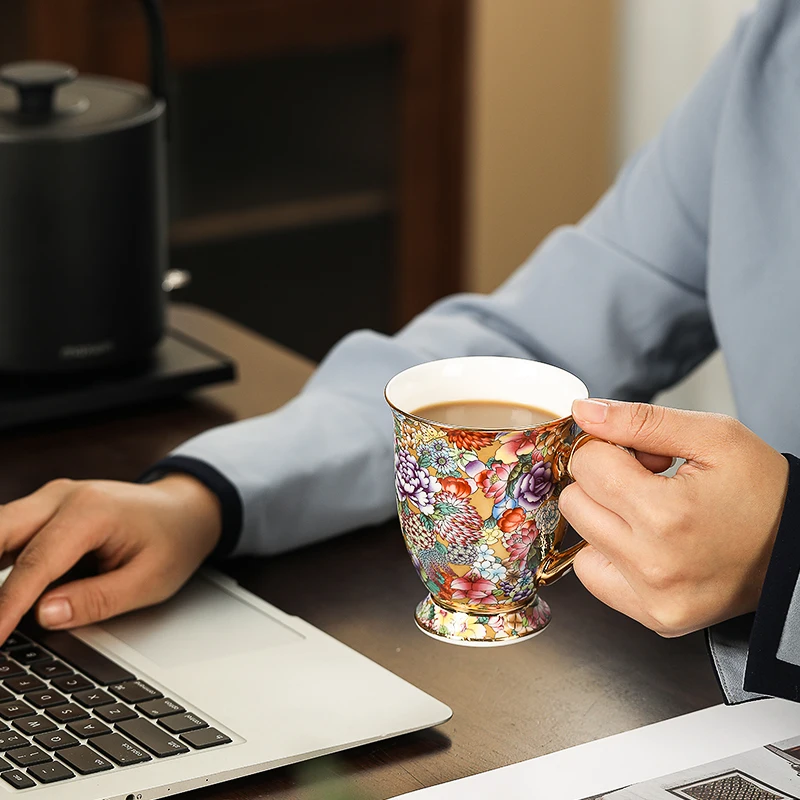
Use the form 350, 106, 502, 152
97, 574, 303, 670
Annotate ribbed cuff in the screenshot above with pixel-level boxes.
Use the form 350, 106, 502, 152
139, 455, 243, 561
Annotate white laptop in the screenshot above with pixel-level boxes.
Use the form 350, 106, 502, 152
0, 569, 451, 797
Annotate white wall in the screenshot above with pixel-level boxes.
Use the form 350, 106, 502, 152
617, 0, 754, 416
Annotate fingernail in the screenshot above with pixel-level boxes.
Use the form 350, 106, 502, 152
573, 398, 609, 424
38, 598, 72, 628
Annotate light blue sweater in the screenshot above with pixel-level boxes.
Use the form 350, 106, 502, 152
170, 0, 800, 703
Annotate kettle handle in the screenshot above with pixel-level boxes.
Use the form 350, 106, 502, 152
140, 0, 168, 104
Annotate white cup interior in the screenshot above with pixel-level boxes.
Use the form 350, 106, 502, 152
385, 357, 588, 428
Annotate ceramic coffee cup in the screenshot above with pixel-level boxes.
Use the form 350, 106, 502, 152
385, 356, 594, 646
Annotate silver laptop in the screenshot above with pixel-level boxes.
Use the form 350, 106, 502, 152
0, 569, 451, 797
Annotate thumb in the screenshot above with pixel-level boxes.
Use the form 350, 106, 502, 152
572, 398, 725, 461
35, 557, 169, 629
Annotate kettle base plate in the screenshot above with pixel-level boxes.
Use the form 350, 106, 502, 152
0, 329, 235, 432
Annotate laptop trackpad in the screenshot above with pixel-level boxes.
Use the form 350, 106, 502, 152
98, 574, 303, 669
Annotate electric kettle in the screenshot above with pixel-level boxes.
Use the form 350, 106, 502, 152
0, 0, 169, 373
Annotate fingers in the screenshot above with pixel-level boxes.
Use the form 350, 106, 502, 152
0, 510, 103, 642
568, 438, 667, 521
36, 555, 170, 629
558, 482, 634, 564
572, 545, 664, 632
636, 451, 674, 474
572, 399, 735, 463
0, 479, 73, 556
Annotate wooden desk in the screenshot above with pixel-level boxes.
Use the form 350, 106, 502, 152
0, 305, 722, 799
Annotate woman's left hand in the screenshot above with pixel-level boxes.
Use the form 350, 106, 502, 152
560, 399, 789, 637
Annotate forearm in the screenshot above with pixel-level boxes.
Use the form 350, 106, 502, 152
153, 314, 539, 558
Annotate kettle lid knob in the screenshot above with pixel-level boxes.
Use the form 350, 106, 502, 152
0, 61, 78, 116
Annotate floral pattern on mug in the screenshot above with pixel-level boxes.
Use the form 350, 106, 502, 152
394, 410, 577, 627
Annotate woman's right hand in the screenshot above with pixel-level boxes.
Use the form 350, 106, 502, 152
0, 474, 222, 643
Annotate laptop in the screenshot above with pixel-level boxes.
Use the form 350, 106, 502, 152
0, 569, 452, 797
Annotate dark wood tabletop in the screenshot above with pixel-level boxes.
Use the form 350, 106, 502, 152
0, 304, 722, 800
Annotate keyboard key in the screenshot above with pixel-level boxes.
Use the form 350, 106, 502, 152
0, 757, 10, 771
109, 680, 161, 704
0, 660, 24, 679
25, 690, 67, 709
138, 697, 185, 718
181, 727, 232, 749
34, 731, 78, 751
5, 676, 44, 694
92, 733, 151, 765
46, 704, 88, 723
96, 703, 137, 723
67, 719, 110, 739
0, 702, 35, 720
8, 746, 50, 767
0, 688, 14, 703
32, 661, 72, 680
32, 631, 135, 685
159, 712, 207, 734
0, 733, 27, 751
73, 688, 114, 708
14, 716, 56, 735
117, 718, 188, 757
52, 675, 92, 693
28, 760, 74, 783
13, 648, 50, 666
57, 745, 113, 774
1, 769, 35, 789
0, 634, 29, 653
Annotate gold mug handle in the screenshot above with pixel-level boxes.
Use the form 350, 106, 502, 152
534, 433, 634, 587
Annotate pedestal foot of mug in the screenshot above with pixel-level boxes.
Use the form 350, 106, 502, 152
413, 593, 551, 646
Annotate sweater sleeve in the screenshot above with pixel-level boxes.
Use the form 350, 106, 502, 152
143, 10, 750, 558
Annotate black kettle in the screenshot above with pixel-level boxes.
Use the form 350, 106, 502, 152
0, 0, 169, 373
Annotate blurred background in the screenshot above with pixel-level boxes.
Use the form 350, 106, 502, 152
3, 0, 753, 413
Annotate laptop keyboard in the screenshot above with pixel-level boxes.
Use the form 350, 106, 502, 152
0, 627, 233, 790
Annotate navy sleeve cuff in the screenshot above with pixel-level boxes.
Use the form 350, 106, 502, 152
743, 453, 800, 700
139, 455, 244, 562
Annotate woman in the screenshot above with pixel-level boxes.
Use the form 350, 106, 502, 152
0, 0, 797, 704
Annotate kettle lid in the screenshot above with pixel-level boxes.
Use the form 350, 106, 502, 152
0, 61, 163, 140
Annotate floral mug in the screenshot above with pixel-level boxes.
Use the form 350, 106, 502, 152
385, 356, 591, 646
